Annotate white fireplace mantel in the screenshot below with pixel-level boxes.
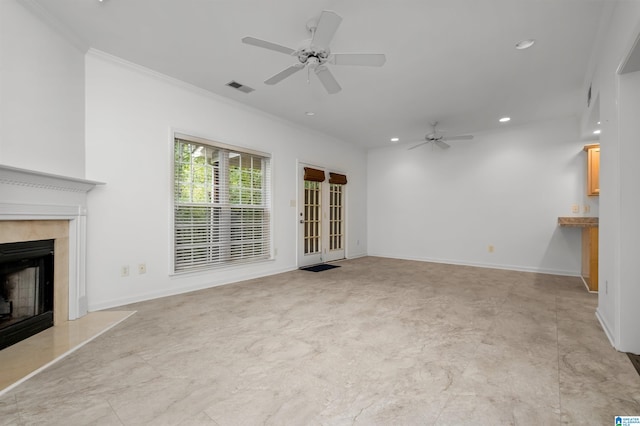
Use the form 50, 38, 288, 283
0, 164, 104, 320
0, 164, 103, 193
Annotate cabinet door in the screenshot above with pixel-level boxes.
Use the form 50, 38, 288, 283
587, 147, 600, 196
581, 227, 598, 292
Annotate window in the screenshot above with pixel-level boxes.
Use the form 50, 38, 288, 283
173, 134, 271, 272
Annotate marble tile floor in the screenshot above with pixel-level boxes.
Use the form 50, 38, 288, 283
0, 257, 638, 425
0, 310, 135, 395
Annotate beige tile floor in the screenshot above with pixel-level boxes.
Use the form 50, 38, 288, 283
0, 257, 638, 425
0, 310, 134, 394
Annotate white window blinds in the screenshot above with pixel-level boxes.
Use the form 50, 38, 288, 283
173, 134, 271, 273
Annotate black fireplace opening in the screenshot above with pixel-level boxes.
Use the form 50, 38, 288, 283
0, 239, 54, 350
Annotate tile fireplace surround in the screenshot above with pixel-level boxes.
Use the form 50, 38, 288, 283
0, 164, 103, 323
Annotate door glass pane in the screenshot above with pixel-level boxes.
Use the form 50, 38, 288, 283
329, 184, 344, 251
304, 181, 321, 255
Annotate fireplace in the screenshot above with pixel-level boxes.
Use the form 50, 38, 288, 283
0, 239, 55, 350
0, 164, 104, 332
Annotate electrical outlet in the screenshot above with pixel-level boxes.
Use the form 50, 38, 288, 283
583, 205, 591, 213
138, 263, 146, 274
571, 204, 579, 214
121, 265, 129, 277
488, 245, 494, 253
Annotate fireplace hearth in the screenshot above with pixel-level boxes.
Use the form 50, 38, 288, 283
0, 239, 54, 350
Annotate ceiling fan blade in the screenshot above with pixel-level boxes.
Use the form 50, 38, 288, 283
434, 140, 451, 149
331, 53, 386, 67
315, 66, 341, 94
264, 64, 304, 85
242, 36, 296, 55
441, 135, 473, 141
311, 10, 342, 50
408, 141, 429, 150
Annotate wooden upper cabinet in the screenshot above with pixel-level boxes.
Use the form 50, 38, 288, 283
584, 144, 600, 196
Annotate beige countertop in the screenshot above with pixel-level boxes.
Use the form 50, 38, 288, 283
557, 217, 599, 227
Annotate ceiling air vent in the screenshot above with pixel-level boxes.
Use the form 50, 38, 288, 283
226, 81, 255, 94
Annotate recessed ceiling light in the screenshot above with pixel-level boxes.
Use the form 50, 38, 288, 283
499, 117, 511, 123
515, 39, 535, 50
390, 137, 399, 142
597, 121, 601, 125
593, 129, 601, 135
305, 111, 315, 116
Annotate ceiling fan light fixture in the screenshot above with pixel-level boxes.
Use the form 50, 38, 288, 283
242, 10, 385, 95
499, 117, 511, 123
390, 137, 399, 142
305, 111, 315, 116
593, 129, 601, 135
515, 39, 535, 50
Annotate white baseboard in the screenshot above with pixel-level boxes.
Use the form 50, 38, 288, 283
596, 307, 616, 348
367, 252, 580, 277
580, 276, 598, 293
88, 265, 297, 312
346, 252, 367, 260
89, 253, 580, 312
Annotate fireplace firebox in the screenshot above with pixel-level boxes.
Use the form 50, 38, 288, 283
0, 239, 54, 350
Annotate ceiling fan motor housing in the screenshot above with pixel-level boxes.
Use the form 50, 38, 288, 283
297, 47, 330, 65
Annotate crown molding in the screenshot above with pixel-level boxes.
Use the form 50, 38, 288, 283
19, 0, 90, 53
86, 49, 348, 147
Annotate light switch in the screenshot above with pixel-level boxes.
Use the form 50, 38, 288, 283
571, 204, 579, 214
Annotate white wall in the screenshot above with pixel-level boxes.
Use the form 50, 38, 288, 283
9, 0, 631, 324
584, 1, 640, 353
84, 51, 367, 311
0, 1, 86, 178
367, 117, 591, 275
619, 70, 640, 353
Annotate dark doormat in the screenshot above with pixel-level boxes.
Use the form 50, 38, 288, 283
628, 353, 640, 376
300, 264, 341, 272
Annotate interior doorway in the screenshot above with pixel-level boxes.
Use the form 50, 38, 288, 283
297, 165, 347, 268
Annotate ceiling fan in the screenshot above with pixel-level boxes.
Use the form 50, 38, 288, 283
242, 10, 386, 94
408, 122, 474, 150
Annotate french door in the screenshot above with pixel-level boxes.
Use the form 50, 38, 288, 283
297, 165, 346, 267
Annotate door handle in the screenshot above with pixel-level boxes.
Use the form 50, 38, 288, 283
299, 220, 304, 224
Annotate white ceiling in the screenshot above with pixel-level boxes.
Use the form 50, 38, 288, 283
30, 0, 607, 148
